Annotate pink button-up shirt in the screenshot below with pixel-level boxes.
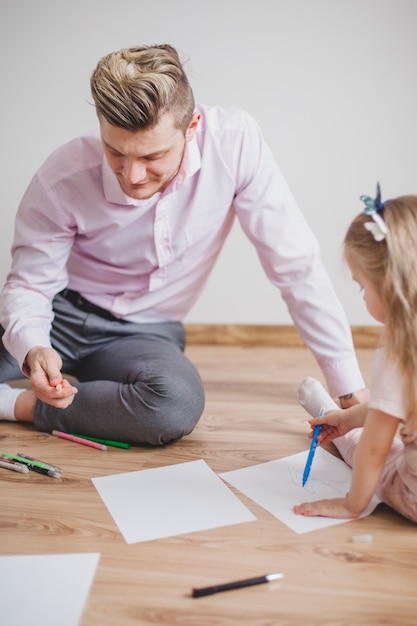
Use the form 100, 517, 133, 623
0, 104, 364, 395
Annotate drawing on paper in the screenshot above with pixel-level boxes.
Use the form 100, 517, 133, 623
285, 462, 350, 496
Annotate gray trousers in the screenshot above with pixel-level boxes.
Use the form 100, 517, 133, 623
0, 293, 205, 445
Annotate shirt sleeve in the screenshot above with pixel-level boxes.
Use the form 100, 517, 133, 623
232, 111, 365, 397
368, 348, 406, 420
0, 174, 74, 371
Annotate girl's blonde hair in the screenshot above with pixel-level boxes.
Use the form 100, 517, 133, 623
344, 195, 417, 427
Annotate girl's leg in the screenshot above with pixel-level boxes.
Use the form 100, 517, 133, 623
298, 376, 339, 416
375, 440, 417, 523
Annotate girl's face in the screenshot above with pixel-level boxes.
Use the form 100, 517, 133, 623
346, 251, 386, 324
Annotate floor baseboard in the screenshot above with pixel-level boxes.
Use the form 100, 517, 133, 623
185, 324, 381, 349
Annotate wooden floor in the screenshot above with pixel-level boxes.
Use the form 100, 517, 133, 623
1, 345, 416, 625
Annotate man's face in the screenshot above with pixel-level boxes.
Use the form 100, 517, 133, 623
100, 112, 200, 200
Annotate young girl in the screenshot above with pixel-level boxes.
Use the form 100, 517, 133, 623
294, 185, 417, 523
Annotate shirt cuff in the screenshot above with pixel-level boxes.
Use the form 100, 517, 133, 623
320, 356, 366, 398
4, 330, 52, 375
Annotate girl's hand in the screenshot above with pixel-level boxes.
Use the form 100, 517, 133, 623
293, 497, 360, 519
308, 406, 365, 445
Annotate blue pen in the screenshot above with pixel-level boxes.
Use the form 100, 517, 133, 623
302, 407, 325, 486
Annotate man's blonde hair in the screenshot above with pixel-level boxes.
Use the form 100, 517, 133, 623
344, 195, 417, 425
90, 44, 195, 132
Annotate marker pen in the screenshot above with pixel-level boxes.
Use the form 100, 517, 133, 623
0, 458, 29, 474
17, 452, 63, 474
0, 453, 61, 478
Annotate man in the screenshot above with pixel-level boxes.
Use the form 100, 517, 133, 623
0, 44, 366, 445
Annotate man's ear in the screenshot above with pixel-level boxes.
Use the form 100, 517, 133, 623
185, 112, 201, 142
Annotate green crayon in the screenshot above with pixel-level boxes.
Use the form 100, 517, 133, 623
70, 435, 130, 449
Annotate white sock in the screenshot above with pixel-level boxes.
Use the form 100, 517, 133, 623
298, 376, 339, 417
0, 383, 26, 421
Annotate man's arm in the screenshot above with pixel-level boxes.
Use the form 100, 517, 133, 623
1, 174, 72, 371
231, 111, 366, 399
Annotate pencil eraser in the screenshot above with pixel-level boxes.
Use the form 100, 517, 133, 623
352, 534, 373, 543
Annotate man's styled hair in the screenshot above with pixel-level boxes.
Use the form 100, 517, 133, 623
90, 44, 195, 133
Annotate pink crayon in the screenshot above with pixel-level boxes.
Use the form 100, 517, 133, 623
51, 430, 107, 450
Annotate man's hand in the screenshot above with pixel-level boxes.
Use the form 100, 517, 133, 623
339, 387, 369, 408
26, 346, 78, 408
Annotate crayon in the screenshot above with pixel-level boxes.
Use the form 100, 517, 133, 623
70, 434, 130, 449
51, 431, 107, 450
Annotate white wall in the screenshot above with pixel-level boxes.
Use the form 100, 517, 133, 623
1, 0, 416, 325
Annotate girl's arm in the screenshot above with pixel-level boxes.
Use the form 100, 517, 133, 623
294, 408, 399, 519
346, 409, 398, 514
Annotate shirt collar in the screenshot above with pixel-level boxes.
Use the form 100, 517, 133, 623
172, 136, 201, 190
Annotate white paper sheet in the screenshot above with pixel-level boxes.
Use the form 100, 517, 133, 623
92, 459, 256, 543
0, 552, 100, 626
220, 448, 381, 533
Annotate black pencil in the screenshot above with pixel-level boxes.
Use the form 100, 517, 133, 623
192, 572, 283, 597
